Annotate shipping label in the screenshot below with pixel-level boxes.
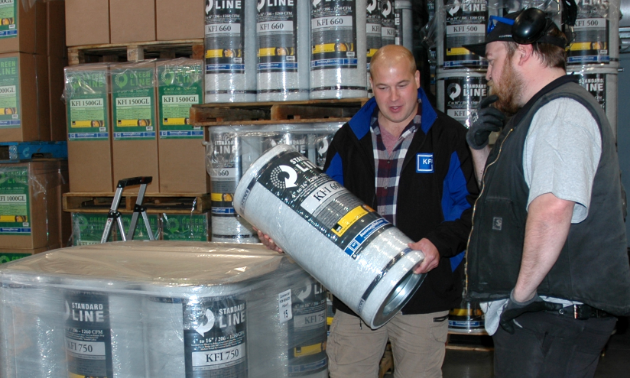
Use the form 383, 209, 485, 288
184, 296, 248, 377
205, 0, 246, 73
250, 150, 393, 259
0, 57, 19, 128
311, 0, 358, 70
162, 213, 209, 241
0, 167, 30, 235
66, 69, 110, 141
65, 291, 114, 378
257, 0, 299, 73
444, 0, 487, 68
0, 0, 16, 39
442, 75, 488, 128
158, 63, 203, 139
112, 67, 156, 140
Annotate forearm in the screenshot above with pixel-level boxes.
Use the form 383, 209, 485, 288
469, 146, 490, 187
513, 193, 574, 302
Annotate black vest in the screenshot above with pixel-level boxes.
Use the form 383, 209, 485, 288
467, 76, 630, 316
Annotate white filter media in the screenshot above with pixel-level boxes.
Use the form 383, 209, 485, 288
436, 69, 489, 128
310, 0, 368, 99
394, 0, 413, 50
205, 0, 257, 102
234, 144, 426, 328
256, 0, 310, 101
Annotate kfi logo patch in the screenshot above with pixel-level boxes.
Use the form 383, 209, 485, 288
416, 153, 434, 173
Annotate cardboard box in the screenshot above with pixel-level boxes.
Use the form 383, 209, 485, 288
156, 0, 204, 41
161, 212, 209, 241
0, 53, 50, 142
49, 55, 67, 141
110, 0, 156, 44
0, 160, 66, 250
0, 244, 60, 264
47, 0, 67, 58
65, 0, 110, 46
156, 59, 209, 194
0, 0, 47, 54
65, 63, 114, 193
121, 213, 159, 240
55, 161, 71, 247
71, 212, 114, 245
111, 61, 159, 194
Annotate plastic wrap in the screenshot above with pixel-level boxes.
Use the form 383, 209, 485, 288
436, 68, 489, 128
256, 0, 310, 101
310, 0, 368, 99
204, 0, 257, 103
567, 63, 619, 137
0, 241, 329, 378
205, 123, 343, 244
233, 144, 426, 328
567, 0, 620, 64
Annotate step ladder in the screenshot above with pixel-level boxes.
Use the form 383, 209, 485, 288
101, 177, 155, 243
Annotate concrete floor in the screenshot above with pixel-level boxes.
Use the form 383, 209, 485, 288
383, 317, 630, 378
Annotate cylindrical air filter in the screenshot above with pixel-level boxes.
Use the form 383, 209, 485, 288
438, 0, 489, 69
381, 0, 396, 46
366, 0, 382, 97
567, 63, 619, 138
394, 0, 413, 50
204, 0, 257, 102
233, 144, 426, 328
143, 285, 250, 378
567, 0, 619, 64
256, 0, 310, 101
448, 301, 485, 333
248, 260, 328, 377
310, 0, 368, 99
436, 69, 488, 128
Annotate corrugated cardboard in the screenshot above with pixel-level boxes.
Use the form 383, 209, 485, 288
65, 63, 114, 193
156, 0, 204, 40
0, 160, 66, 250
49, 55, 67, 141
65, 0, 110, 46
110, 0, 156, 44
110, 61, 159, 194
0, 53, 51, 142
47, 0, 67, 58
0, 0, 47, 54
156, 59, 209, 193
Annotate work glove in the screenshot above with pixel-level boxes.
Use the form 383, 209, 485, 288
499, 290, 563, 334
466, 95, 506, 150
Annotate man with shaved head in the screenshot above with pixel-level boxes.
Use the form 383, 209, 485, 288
260, 45, 478, 377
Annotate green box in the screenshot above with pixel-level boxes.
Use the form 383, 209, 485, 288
161, 213, 209, 242
72, 213, 114, 245
121, 213, 159, 241
0, 252, 29, 264
111, 64, 157, 141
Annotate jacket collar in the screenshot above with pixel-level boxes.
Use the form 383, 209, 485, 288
348, 88, 437, 140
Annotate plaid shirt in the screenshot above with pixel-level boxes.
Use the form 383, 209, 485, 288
370, 102, 422, 226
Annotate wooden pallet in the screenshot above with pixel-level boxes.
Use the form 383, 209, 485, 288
67, 39, 204, 65
446, 330, 493, 352
190, 98, 369, 127
63, 192, 210, 214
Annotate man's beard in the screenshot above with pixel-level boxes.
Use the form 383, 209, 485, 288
488, 57, 523, 117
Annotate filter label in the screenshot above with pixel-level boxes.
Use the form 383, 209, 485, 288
66, 69, 110, 141
158, 62, 204, 139
0, 0, 16, 38
257, 0, 299, 72
205, 0, 246, 73
444, 0, 487, 68
0, 57, 19, 128
366, 0, 381, 62
65, 291, 114, 378
311, 0, 358, 70
253, 150, 393, 259
381, 0, 395, 46
184, 296, 247, 377
0, 167, 30, 235
111, 67, 156, 140
568, 16, 610, 63
441, 75, 488, 128
577, 72, 607, 109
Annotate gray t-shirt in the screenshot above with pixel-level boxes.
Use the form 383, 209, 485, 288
482, 98, 602, 335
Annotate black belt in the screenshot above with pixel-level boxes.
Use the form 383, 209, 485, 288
548, 304, 611, 320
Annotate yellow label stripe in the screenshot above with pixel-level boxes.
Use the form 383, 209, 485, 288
331, 206, 368, 237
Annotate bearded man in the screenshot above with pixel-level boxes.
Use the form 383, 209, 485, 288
464, 8, 630, 378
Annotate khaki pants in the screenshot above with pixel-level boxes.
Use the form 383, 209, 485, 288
327, 310, 449, 378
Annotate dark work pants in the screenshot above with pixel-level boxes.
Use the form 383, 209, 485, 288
492, 311, 616, 378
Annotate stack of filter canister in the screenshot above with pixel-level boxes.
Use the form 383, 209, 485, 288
205, 123, 343, 243
566, 0, 620, 136
203, 0, 416, 102
0, 241, 329, 378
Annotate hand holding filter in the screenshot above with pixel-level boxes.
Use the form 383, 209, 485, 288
233, 144, 426, 329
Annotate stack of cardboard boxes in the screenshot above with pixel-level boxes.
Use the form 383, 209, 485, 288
0, 0, 70, 263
